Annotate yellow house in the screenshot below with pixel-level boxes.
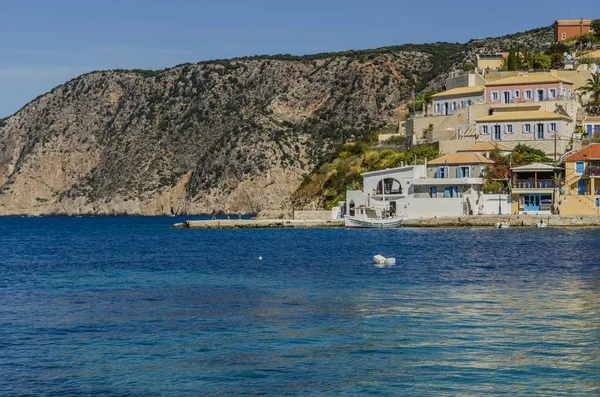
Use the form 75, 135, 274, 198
560, 144, 600, 214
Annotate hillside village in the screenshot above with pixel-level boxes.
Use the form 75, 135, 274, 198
340, 18, 600, 219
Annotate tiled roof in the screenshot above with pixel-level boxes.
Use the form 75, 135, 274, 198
484, 73, 573, 87
565, 144, 600, 161
458, 142, 511, 152
583, 116, 600, 123
428, 153, 495, 165
511, 163, 560, 172
475, 111, 572, 123
431, 86, 484, 99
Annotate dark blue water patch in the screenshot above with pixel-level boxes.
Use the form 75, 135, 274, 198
2, 217, 600, 395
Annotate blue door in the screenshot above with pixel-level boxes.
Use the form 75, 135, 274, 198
576, 161, 585, 174
578, 179, 586, 195
596, 198, 600, 208
588, 125, 593, 135
524, 195, 541, 211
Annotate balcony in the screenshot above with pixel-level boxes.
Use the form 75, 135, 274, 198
512, 179, 555, 193
583, 166, 600, 177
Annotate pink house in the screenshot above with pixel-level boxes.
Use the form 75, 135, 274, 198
484, 73, 574, 104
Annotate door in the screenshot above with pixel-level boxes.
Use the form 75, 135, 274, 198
578, 179, 586, 195
524, 195, 541, 211
536, 123, 544, 139
503, 91, 511, 104
444, 187, 450, 198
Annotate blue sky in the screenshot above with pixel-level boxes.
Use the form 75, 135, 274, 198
0, 0, 597, 117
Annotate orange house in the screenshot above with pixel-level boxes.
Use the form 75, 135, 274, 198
554, 18, 593, 41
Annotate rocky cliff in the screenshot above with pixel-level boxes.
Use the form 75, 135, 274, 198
0, 27, 552, 215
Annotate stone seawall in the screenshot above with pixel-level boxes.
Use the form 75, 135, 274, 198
402, 214, 600, 227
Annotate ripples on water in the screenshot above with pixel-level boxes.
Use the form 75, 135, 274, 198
1, 217, 600, 395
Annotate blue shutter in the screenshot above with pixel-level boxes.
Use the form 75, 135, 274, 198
431, 186, 437, 198
588, 125, 593, 134
576, 161, 584, 174
456, 167, 461, 178
436, 167, 441, 178
452, 186, 458, 197
444, 187, 450, 198
464, 167, 469, 178
595, 125, 600, 133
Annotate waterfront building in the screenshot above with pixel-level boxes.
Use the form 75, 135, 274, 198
559, 144, 600, 214
510, 163, 561, 214
345, 153, 509, 219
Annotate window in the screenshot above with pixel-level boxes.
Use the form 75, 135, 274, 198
505, 124, 513, 134
492, 125, 502, 141
456, 166, 470, 178
562, 33, 567, 40
461, 100, 467, 108
576, 161, 585, 174
513, 90, 520, 98
480, 125, 489, 135
524, 90, 532, 99
444, 186, 459, 198
435, 103, 441, 113
522, 123, 532, 133
436, 167, 447, 178
548, 88, 557, 98
491, 91, 499, 101
430, 186, 437, 198
548, 122, 558, 133
535, 123, 544, 139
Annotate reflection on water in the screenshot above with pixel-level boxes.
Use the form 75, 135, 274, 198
1, 218, 600, 395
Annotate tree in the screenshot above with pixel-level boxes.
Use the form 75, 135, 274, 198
522, 53, 551, 70
462, 61, 474, 72
591, 19, 600, 40
507, 48, 518, 71
578, 74, 600, 116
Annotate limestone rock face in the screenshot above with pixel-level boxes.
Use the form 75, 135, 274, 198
0, 26, 553, 215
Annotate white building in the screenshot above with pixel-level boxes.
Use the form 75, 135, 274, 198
345, 153, 509, 219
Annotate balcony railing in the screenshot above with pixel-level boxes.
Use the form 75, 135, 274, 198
584, 166, 600, 177
513, 179, 555, 189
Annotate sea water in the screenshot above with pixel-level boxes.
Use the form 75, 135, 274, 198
1, 217, 600, 396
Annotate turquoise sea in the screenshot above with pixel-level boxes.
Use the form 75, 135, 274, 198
1, 217, 600, 396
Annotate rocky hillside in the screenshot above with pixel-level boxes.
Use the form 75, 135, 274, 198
0, 26, 553, 216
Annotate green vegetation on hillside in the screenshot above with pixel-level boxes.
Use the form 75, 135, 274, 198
292, 128, 439, 209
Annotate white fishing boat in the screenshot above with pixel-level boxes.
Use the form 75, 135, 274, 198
495, 221, 510, 229
344, 206, 402, 228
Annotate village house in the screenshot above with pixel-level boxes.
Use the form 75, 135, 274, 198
484, 73, 574, 105
583, 116, 600, 137
345, 153, 510, 219
457, 141, 512, 157
559, 144, 600, 214
474, 110, 575, 155
431, 86, 485, 116
554, 18, 594, 42
510, 163, 561, 214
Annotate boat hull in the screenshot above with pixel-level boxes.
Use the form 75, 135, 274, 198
344, 217, 402, 228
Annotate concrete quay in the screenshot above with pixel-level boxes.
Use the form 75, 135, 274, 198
401, 214, 600, 228
174, 219, 345, 229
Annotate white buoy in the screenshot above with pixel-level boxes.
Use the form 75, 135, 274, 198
258, 256, 263, 260
373, 255, 386, 264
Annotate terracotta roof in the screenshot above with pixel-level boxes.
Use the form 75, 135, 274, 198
458, 142, 511, 152
565, 144, 600, 161
431, 86, 484, 99
428, 153, 494, 165
583, 116, 600, 123
475, 111, 572, 123
484, 73, 573, 87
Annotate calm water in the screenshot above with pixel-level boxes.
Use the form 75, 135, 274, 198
1, 217, 600, 396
